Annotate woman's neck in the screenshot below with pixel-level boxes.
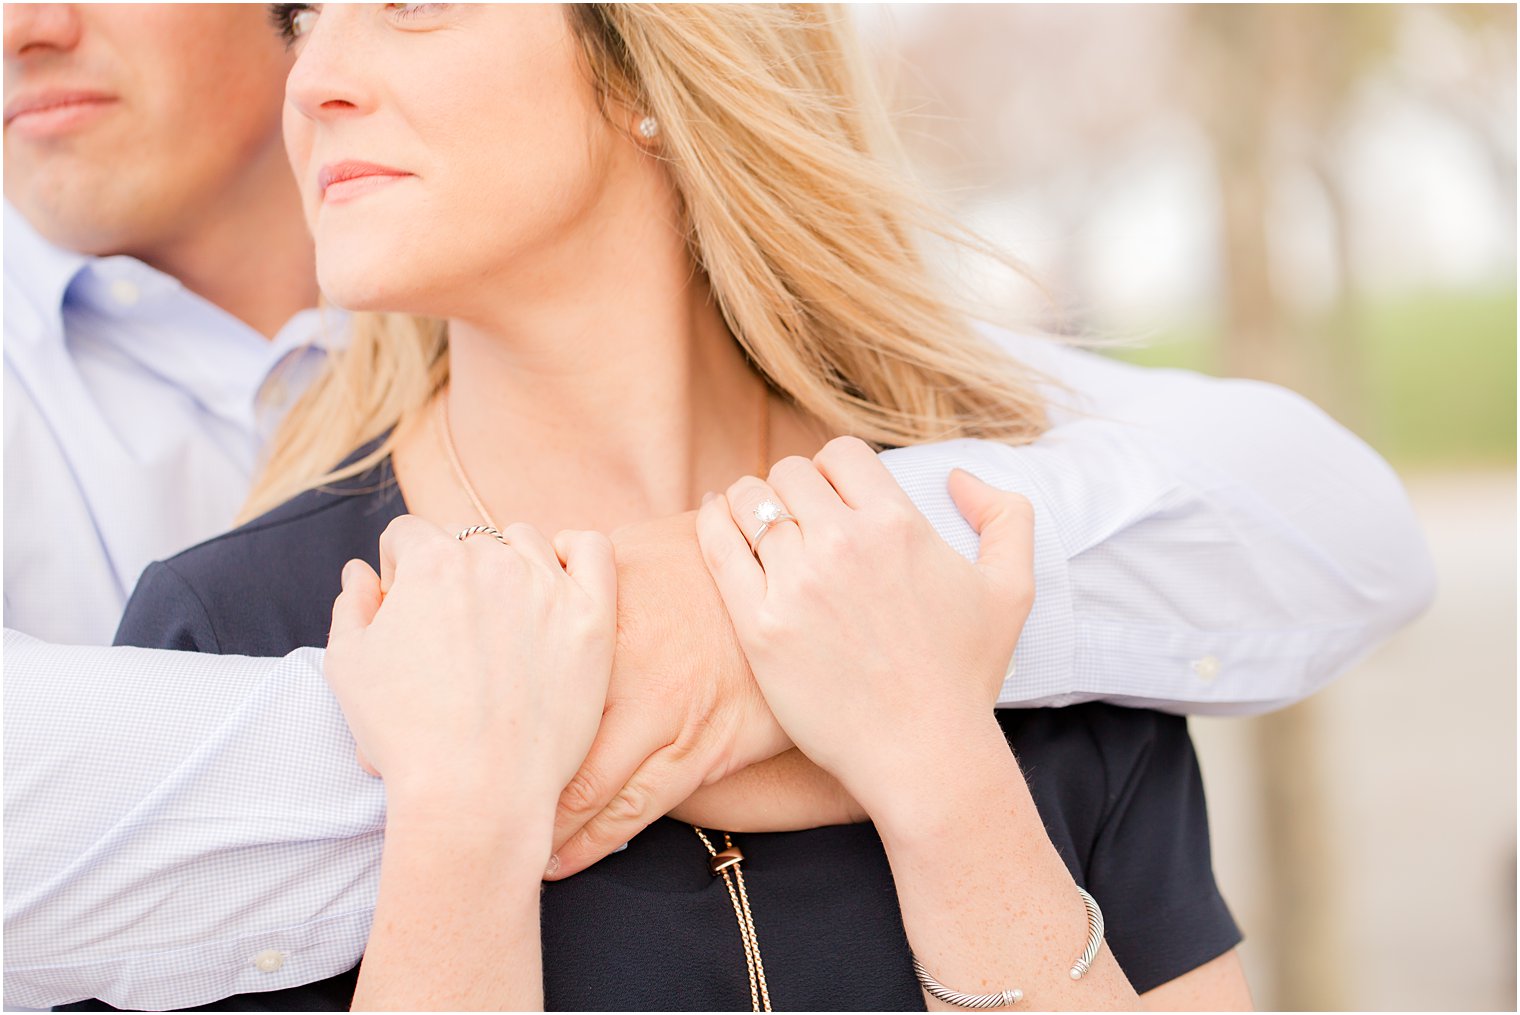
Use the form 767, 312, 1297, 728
390, 250, 834, 536
434, 279, 770, 532
389, 141, 833, 536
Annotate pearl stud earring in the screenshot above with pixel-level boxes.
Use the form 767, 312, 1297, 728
637, 115, 659, 139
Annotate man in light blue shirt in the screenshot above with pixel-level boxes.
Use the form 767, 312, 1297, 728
3, 201, 339, 645
2, 5, 1434, 1009
2, 4, 332, 646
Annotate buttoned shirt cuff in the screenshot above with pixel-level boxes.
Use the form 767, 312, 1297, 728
878, 440, 1078, 706
4, 908, 372, 1011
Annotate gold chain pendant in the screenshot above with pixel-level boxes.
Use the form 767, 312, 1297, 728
693, 826, 772, 1012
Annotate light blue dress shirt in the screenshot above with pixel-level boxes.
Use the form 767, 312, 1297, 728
3, 202, 346, 646
3, 200, 1436, 1008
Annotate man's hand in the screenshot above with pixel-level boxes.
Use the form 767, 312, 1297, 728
545, 509, 792, 879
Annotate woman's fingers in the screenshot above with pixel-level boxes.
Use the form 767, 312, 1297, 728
553, 529, 618, 619
694, 492, 766, 626
723, 475, 802, 571
327, 559, 384, 779
354, 746, 381, 778
376, 514, 451, 593
766, 454, 849, 521
947, 469, 1035, 610
499, 520, 560, 571
811, 435, 916, 512
328, 558, 382, 651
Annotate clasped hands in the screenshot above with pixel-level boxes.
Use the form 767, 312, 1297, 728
325, 436, 1036, 874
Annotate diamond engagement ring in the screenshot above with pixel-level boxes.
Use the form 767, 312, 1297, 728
749, 498, 799, 557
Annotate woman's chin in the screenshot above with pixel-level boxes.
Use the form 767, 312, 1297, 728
315, 268, 420, 315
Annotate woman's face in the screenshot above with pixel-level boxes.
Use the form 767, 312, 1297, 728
279, 3, 626, 316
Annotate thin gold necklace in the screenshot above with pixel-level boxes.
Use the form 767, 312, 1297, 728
434, 378, 772, 528
693, 825, 772, 1012
434, 393, 501, 530
434, 376, 775, 1012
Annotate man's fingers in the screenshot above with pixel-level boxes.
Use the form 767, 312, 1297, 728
551, 701, 654, 850
546, 743, 708, 881
328, 559, 381, 649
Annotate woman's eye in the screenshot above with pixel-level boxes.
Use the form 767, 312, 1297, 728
268, 3, 319, 44
292, 7, 319, 36
383, 3, 448, 22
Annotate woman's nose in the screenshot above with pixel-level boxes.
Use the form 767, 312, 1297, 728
283, 8, 373, 125
3, 4, 83, 61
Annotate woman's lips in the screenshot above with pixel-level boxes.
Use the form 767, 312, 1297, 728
4, 92, 116, 139
317, 161, 414, 204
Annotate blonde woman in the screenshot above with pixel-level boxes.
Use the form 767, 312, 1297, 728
88, 5, 1260, 1011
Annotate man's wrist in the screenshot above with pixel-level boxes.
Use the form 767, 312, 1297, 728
609, 510, 791, 768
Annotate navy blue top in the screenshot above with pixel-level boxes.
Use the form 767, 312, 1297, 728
71, 442, 1240, 1011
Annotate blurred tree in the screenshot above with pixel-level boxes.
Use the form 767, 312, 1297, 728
1179, 9, 1405, 1008
870, 7, 1516, 1003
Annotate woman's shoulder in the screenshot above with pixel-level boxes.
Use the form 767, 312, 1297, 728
997, 701, 1182, 808
114, 443, 405, 656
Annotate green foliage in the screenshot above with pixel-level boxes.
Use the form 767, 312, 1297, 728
1103, 287, 1517, 468
1356, 287, 1516, 466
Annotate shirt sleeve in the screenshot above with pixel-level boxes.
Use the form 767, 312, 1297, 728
879, 326, 1436, 714
1080, 707, 1242, 994
2, 629, 381, 1010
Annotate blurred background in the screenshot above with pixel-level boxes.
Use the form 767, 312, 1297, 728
857, 4, 1516, 1010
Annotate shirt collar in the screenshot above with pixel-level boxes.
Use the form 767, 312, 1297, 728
3, 201, 93, 346
6, 200, 351, 431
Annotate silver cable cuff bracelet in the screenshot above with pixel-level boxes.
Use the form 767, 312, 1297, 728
911, 886, 1104, 1008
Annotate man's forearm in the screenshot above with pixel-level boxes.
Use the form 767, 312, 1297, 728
8, 335, 1436, 1006
3, 631, 380, 1010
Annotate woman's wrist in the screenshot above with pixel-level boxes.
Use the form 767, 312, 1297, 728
386, 775, 557, 861
862, 718, 1036, 845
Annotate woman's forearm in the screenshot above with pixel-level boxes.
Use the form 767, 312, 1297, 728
872, 723, 1140, 1012
352, 788, 551, 1012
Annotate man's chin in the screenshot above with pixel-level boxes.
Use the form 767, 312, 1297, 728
7, 182, 158, 258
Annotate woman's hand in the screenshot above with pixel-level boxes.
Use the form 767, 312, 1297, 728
325, 516, 617, 830
693, 435, 1035, 823
326, 516, 614, 1012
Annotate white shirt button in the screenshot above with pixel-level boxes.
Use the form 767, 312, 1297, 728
253, 949, 285, 973
108, 279, 140, 307
1191, 655, 1221, 682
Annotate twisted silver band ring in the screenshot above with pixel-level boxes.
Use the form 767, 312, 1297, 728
456, 524, 508, 544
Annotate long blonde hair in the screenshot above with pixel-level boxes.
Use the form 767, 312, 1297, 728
243, 3, 1065, 522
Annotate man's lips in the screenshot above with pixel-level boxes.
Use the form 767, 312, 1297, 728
317, 160, 414, 202
3, 90, 116, 131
